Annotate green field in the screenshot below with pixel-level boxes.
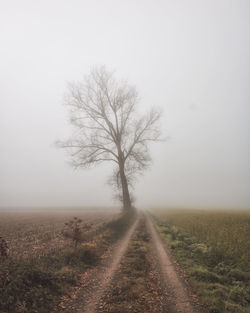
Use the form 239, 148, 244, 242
153, 209, 250, 313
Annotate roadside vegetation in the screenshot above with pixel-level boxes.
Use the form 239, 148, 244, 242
0, 210, 134, 313
153, 209, 250, 313
98, 216, 165, 313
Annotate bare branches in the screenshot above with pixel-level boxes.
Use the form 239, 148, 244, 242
58, 66, 163, 208
57, 137, 119, 168
124, 108, 162, 163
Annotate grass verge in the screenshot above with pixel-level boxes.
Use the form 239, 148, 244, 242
154, 215, 250, 313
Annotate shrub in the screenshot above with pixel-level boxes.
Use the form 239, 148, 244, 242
62, 217, 92, 248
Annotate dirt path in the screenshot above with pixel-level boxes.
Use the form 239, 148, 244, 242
97, 216, 166, 313
146, 213, 206, 313
54, 217, 139, 313
54, 213, 206, 313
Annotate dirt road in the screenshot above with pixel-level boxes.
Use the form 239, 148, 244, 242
55, 213, 205, 313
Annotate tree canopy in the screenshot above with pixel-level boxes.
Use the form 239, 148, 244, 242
59, 67, 162, 211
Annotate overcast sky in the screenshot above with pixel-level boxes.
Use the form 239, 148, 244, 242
0, 0, 249, 209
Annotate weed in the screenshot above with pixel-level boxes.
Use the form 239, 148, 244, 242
62, 217, 92, 248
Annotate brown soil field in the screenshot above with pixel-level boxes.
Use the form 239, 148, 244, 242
0, 208, 119, 259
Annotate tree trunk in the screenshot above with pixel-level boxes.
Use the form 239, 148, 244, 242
118, 160, 132, 212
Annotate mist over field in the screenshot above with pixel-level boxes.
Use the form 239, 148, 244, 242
0, 0, 249, 210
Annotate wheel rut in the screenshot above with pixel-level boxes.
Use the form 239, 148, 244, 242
146, 212, 206, 313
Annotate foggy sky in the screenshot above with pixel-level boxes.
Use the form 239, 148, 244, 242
1, 0, 249, 209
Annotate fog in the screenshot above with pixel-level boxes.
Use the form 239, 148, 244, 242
1, 0, 249, 209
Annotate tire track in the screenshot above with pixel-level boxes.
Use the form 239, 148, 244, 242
146, 213, 206, 313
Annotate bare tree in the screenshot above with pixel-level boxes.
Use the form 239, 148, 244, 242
58, 67, 162, 212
